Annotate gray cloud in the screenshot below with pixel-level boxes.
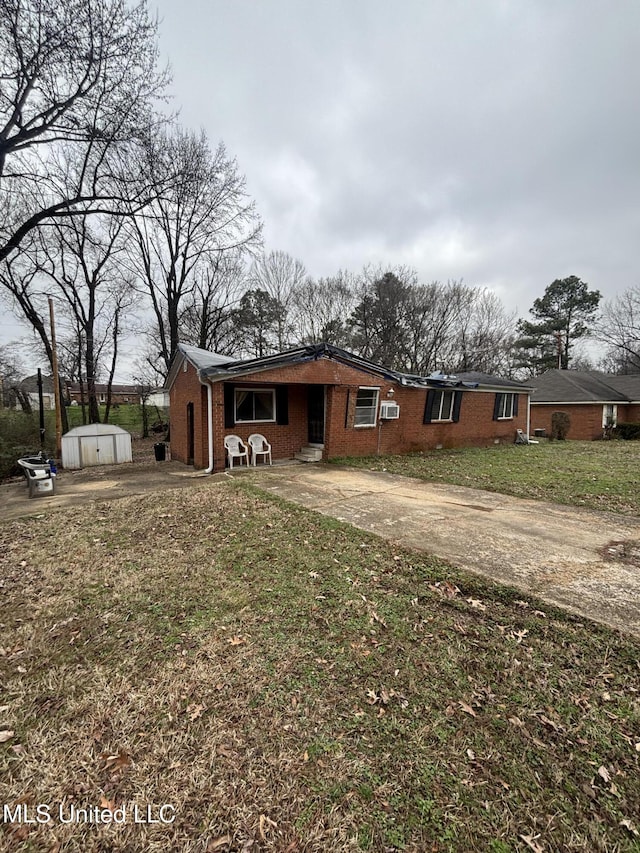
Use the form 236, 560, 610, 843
4, 0, 639, 361
152, 0, 639, 315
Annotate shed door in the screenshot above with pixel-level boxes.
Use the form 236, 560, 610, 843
80, 435, 115, 467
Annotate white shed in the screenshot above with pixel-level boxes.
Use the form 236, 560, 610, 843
61, 424, 133, 470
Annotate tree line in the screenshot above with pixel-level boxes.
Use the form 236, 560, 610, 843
1, 0, 638, 424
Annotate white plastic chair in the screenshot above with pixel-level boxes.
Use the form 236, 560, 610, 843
247, 433, 272, 466
224, 435, 249, 468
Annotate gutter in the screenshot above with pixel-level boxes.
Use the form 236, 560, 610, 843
196, 372, 214, 474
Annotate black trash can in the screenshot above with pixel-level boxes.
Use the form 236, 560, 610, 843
154, 442, 166, 462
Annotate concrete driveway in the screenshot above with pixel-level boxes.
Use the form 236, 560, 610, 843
246, 464, 640, 638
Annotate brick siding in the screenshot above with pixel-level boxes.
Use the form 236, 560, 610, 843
170, 355, 529, 472
530, 402, 640, 440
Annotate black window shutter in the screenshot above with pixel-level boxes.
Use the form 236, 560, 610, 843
513, 393, 519, 417
492, 393, 502, 421
423, 390, 435, 424
452, 391, 463, 423
345, 390, 351, 428
224, 384, 235, 428
276, 386, 289, 425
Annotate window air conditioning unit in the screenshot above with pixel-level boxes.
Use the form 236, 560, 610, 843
380, 401, 400, 420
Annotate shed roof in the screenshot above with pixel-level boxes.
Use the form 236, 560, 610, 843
63, 424, 131, 437
19, 374, 55, 394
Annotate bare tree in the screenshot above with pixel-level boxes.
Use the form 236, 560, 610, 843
2, 212, 134, 423
596, 286, 640, 374
0, 0, 168, 265
350, 266, 417, 368
403, 281, 466, 374
234, 289, 284, 358
451, 288, 517, 375
126, 127, 261, 379
179, 251, 245, 356
0, 342, 25, 409
39, 215, 134, 422
247, 250, 306, 349
291, 270, 356, 347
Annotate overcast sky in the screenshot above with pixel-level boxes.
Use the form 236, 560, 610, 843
151, 0, 639, 316
2, 0, 638, 375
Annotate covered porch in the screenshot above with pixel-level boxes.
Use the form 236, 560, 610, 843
214, 381, 330, 470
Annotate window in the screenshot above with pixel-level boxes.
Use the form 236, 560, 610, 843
354, 387, 379, 427
429, 390, 455, 422
602, 404, 617, 428
423, 390, 462, 424
494, 393, 517, 420
235, 388, 276, 423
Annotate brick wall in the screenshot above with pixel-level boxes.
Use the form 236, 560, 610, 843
530, 403, 638, 440
325, 384, 528, 458
171, 355, 530, 471
169, 361, 209, 467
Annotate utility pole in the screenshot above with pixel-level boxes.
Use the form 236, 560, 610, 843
49, 297, 63, 459
37, 368, 45, 448
556, 330, 563, 369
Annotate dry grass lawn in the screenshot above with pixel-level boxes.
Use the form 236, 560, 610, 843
1, 480, 639, 852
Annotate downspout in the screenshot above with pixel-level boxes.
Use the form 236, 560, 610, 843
526, 391, 531, 439
197, 372, 215, 474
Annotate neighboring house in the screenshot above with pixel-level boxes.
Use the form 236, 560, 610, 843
529, 370, 640, 439
147, 388, 170, 408
166, 342, 532, 472
66, 382, 141, 406
14, 374, 56, 411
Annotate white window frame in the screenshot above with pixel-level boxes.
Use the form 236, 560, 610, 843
430, 390, 455, 422
234, 387, 276, 424
354, 386, 380, 428
497, 393, 515, 419
602, 404, 617, 428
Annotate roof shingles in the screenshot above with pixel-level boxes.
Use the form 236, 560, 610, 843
531, 370, 640, 403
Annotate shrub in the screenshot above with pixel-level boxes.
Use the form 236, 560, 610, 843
0, 410, 54, 480
613, 422, 640, 440
550, 411, 571, 441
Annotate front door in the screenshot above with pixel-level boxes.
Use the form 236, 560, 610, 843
307, 385, 325, 444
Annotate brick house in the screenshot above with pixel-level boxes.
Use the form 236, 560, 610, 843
166, 343, 532, 472
14, 374, 56, 410
529, 370, 640, 439
66, 382, 141, 406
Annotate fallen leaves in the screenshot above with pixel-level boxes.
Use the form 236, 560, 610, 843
428, 580, 460, 598
620, 818, 639, 836
520, 834, 544, 853
594, 765, 620, 797
100, 749, 131, 775
187, 702, 206, 721
365, 687, 408, 709
258, 814, 277, 841
207, 835, 232, 851
0, 730, 15, 743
